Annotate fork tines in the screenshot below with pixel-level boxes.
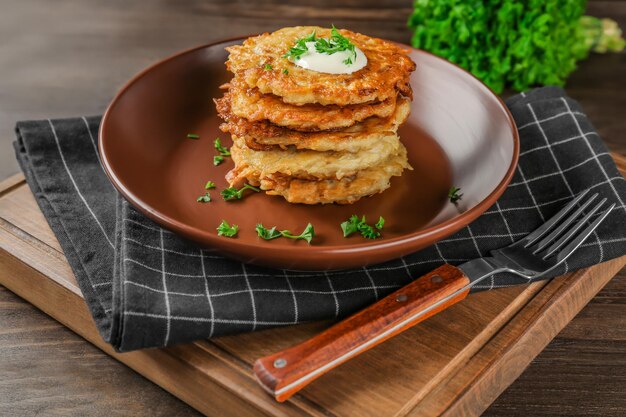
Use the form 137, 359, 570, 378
523, 190, 615, 260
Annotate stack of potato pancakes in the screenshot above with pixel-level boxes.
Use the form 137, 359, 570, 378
215, 26, 416, 204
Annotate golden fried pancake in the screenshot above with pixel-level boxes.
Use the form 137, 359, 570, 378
225, 26, 416, 106
216, 96, 410, 153
226, 77, 397, 131
227, 146, 410, 205
229, 137, 404, 180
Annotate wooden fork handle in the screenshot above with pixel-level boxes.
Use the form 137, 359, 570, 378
253, 264, 471, 402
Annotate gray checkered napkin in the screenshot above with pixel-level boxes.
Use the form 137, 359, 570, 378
14, 87, 626, 351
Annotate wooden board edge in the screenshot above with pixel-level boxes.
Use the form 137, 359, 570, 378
0, 173, 25, 198
431, 257, 626, 417
0, 248, 318, 417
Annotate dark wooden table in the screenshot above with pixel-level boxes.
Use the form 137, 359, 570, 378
0, 1, 624, 416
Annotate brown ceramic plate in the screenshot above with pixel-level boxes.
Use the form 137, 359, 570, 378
99, 37, 519, 270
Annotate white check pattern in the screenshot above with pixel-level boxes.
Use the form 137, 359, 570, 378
14, 87, 626, 351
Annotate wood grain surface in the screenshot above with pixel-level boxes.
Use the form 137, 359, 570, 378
0, 1, 625, 416
254, 265, 471, 401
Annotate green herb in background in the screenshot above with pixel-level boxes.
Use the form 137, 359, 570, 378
217, 220, 238, 237
341, 215, 383, 239
213, 156, 224, 166
186, 133, 200, 139
221, 183, 261, 200
408, 1, 625, 93
205, 181, 216, 190
256, 223, 315, 244
448, 186, 463, 204
196, 192, 211, 203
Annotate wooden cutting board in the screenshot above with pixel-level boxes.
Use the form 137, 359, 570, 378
1, 153, 625, 417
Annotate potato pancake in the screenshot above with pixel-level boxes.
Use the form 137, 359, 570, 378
216, 95, 410, 153
227, 146, 410, 205
226, 77, 397, 131
225, 26, 415, 106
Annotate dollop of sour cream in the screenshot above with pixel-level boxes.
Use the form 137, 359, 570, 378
293, 42, 367, 74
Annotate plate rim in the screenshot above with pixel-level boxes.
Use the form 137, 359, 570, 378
99, 36, 520, 258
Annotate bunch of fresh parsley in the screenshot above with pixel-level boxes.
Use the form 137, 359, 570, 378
408, 1, 624, 93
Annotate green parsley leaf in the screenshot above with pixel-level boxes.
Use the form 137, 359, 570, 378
255, 224, 282, 240
264, 63, 273, 71
281, 223, 315, 244
340, 214, 361, 237
256, 223, 315, 244
282, 68, 289, 75
205, 181, 216, 190
448, 186, 463, 204
196, 192, 211, 203
213, 155, 224, 166
283, 30, 317, 61
217, 220, 238, 237
187, 133, 200, 139
214, 138, 231, 156
340, 215, 382, 239
221, 183, 261, 201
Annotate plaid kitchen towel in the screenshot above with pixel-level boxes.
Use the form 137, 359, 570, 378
14, 87, 626, 351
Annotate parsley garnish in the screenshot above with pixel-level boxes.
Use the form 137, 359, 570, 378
196, 192, 211, 203
264, 63, 273, 71
283, 26, 357, 66
341, 215, 383, 239
213, 156, 224, 166
214, 138, 231, 156
282, 68, 289, 75
283, 30, 317, 61
256, 223, 315, 244
187, 133, 200, 139
221, 183, 261, 201
448, 186, 463, 204
205, 181, 216, 190
217, 220, 238, 237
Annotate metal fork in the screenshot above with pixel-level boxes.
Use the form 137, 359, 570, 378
460, 189, 615, 286
254, 191, 615, 402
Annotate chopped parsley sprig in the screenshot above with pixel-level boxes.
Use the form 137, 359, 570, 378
282, 30, 317, 61
221, 183, 261, 201
213, 138, 231, 166
214, 138, 231, 156
196, 192, 211, 203
341, 215, 385, 239
448, 186, 463, 204
256, 223, 315, 244
283, 26, 357, 66
217, 220, 238, 237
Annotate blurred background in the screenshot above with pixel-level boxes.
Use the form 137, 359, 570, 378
0, 0, 624, 181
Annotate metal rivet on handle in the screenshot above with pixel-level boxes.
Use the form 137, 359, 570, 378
396, 293, 408, 302
274, 358, 287, 368
431, 275, 443, 284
